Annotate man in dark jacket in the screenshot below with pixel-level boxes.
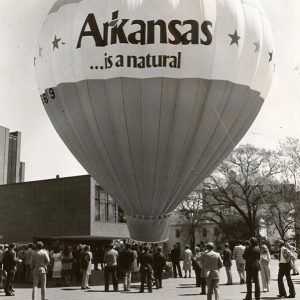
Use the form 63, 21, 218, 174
222, 243, 232, 285
139, 246, 153, 293
118, 244, 134, 291
153, 246, 166, 289
243, 237, 260, 300
170, 244, 182, 278
2, 243, 20, 296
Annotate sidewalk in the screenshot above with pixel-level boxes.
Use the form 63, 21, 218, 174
5, 260, 300, 300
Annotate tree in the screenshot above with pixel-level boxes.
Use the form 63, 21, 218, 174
261, 183, 296, 240
176, 186, 206, 250
203, 144, 281, 238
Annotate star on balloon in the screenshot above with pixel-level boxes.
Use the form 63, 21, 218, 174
228, 30, 241, 46
52, 35, 61, 50
269, 51, 273, 62
253, 41, 260, 53
39, 46, 43, 57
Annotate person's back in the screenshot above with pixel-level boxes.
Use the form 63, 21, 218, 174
233, 244, 245, 263
31, 242, 50, 300
31, 249, 50, 271
119, 248, 134, 271
153, 252, 166, 270
201, 250, 223, 279
25, 247, 33, 265
243, 245, 260, 272
3, 248, 17, 272
170, 247, 180, 262
104, 248, 118, 267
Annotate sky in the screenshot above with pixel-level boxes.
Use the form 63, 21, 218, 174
0, 0, 300, 182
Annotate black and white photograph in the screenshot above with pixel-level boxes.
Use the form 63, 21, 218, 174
0, 0, 300, 299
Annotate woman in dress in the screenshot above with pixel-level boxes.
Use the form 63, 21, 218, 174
52, 247, 63, 286
87, 246, 93, 286
183, 245, 193, 278
260, 244, 271, 292
62, 246, 73, 286
131, 244, 139, 280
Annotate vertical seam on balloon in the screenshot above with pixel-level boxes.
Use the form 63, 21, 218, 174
85, 79, 133, 212
120, 77, 144, 213
161, 78, 209, 211
103, 79, 135, 212
160, 78, 202, 211
150, 77, 163, 214
158, 78, 181, 205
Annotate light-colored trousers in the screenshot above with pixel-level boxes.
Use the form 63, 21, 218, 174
123, 271, 132, 290
81, 270, 89, 288
206, 278, 219, 300
32, 270, 47, 300
260, 263, 270, 291
225, 266, 233, 284
236, 262, 245, 281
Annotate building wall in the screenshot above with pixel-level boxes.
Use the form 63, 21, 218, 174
0, 175, 91, 242
168, 222, 223, 255
90, 177, 130, 239
0, 127, 9, 185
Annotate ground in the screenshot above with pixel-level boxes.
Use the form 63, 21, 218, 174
5, 260, 300, 300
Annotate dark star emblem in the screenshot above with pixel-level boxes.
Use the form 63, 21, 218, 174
228, 30, 241, 46
39, 46, 43, 57
52, 35, 61, 50
253, 41, 260, 53
269, 51, 273, 62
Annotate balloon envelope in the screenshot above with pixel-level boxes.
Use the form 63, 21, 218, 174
35, 0, 274, 242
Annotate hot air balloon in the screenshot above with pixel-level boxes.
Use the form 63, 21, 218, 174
35, 0, 274, 242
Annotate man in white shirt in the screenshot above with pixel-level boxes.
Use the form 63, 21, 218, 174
30, 242, 50, 300
104, 244, 118, 292
233, 240, 246, 284
277, 240, 295, 299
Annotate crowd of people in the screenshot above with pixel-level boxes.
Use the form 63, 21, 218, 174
0, 238, 298, 300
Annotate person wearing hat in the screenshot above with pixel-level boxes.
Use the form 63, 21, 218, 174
200, 242, 223, 300
277, 240, 296, 298
153, 246, 166, 289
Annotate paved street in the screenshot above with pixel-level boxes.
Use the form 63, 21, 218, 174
5, 260, 300, 300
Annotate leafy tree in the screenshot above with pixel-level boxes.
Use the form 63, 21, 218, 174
203, 144, 281, 238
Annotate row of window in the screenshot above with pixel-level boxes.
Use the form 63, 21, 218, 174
94, 185, 126, 223
175, 227, 219, 238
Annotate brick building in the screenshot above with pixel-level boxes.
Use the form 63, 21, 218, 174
0, 175, 129, 243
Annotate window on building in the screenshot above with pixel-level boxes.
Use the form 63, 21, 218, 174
214, 227, 219, 236
175, 229, 181, 238
95, 185, 101, 221
202, 227, 207, 237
